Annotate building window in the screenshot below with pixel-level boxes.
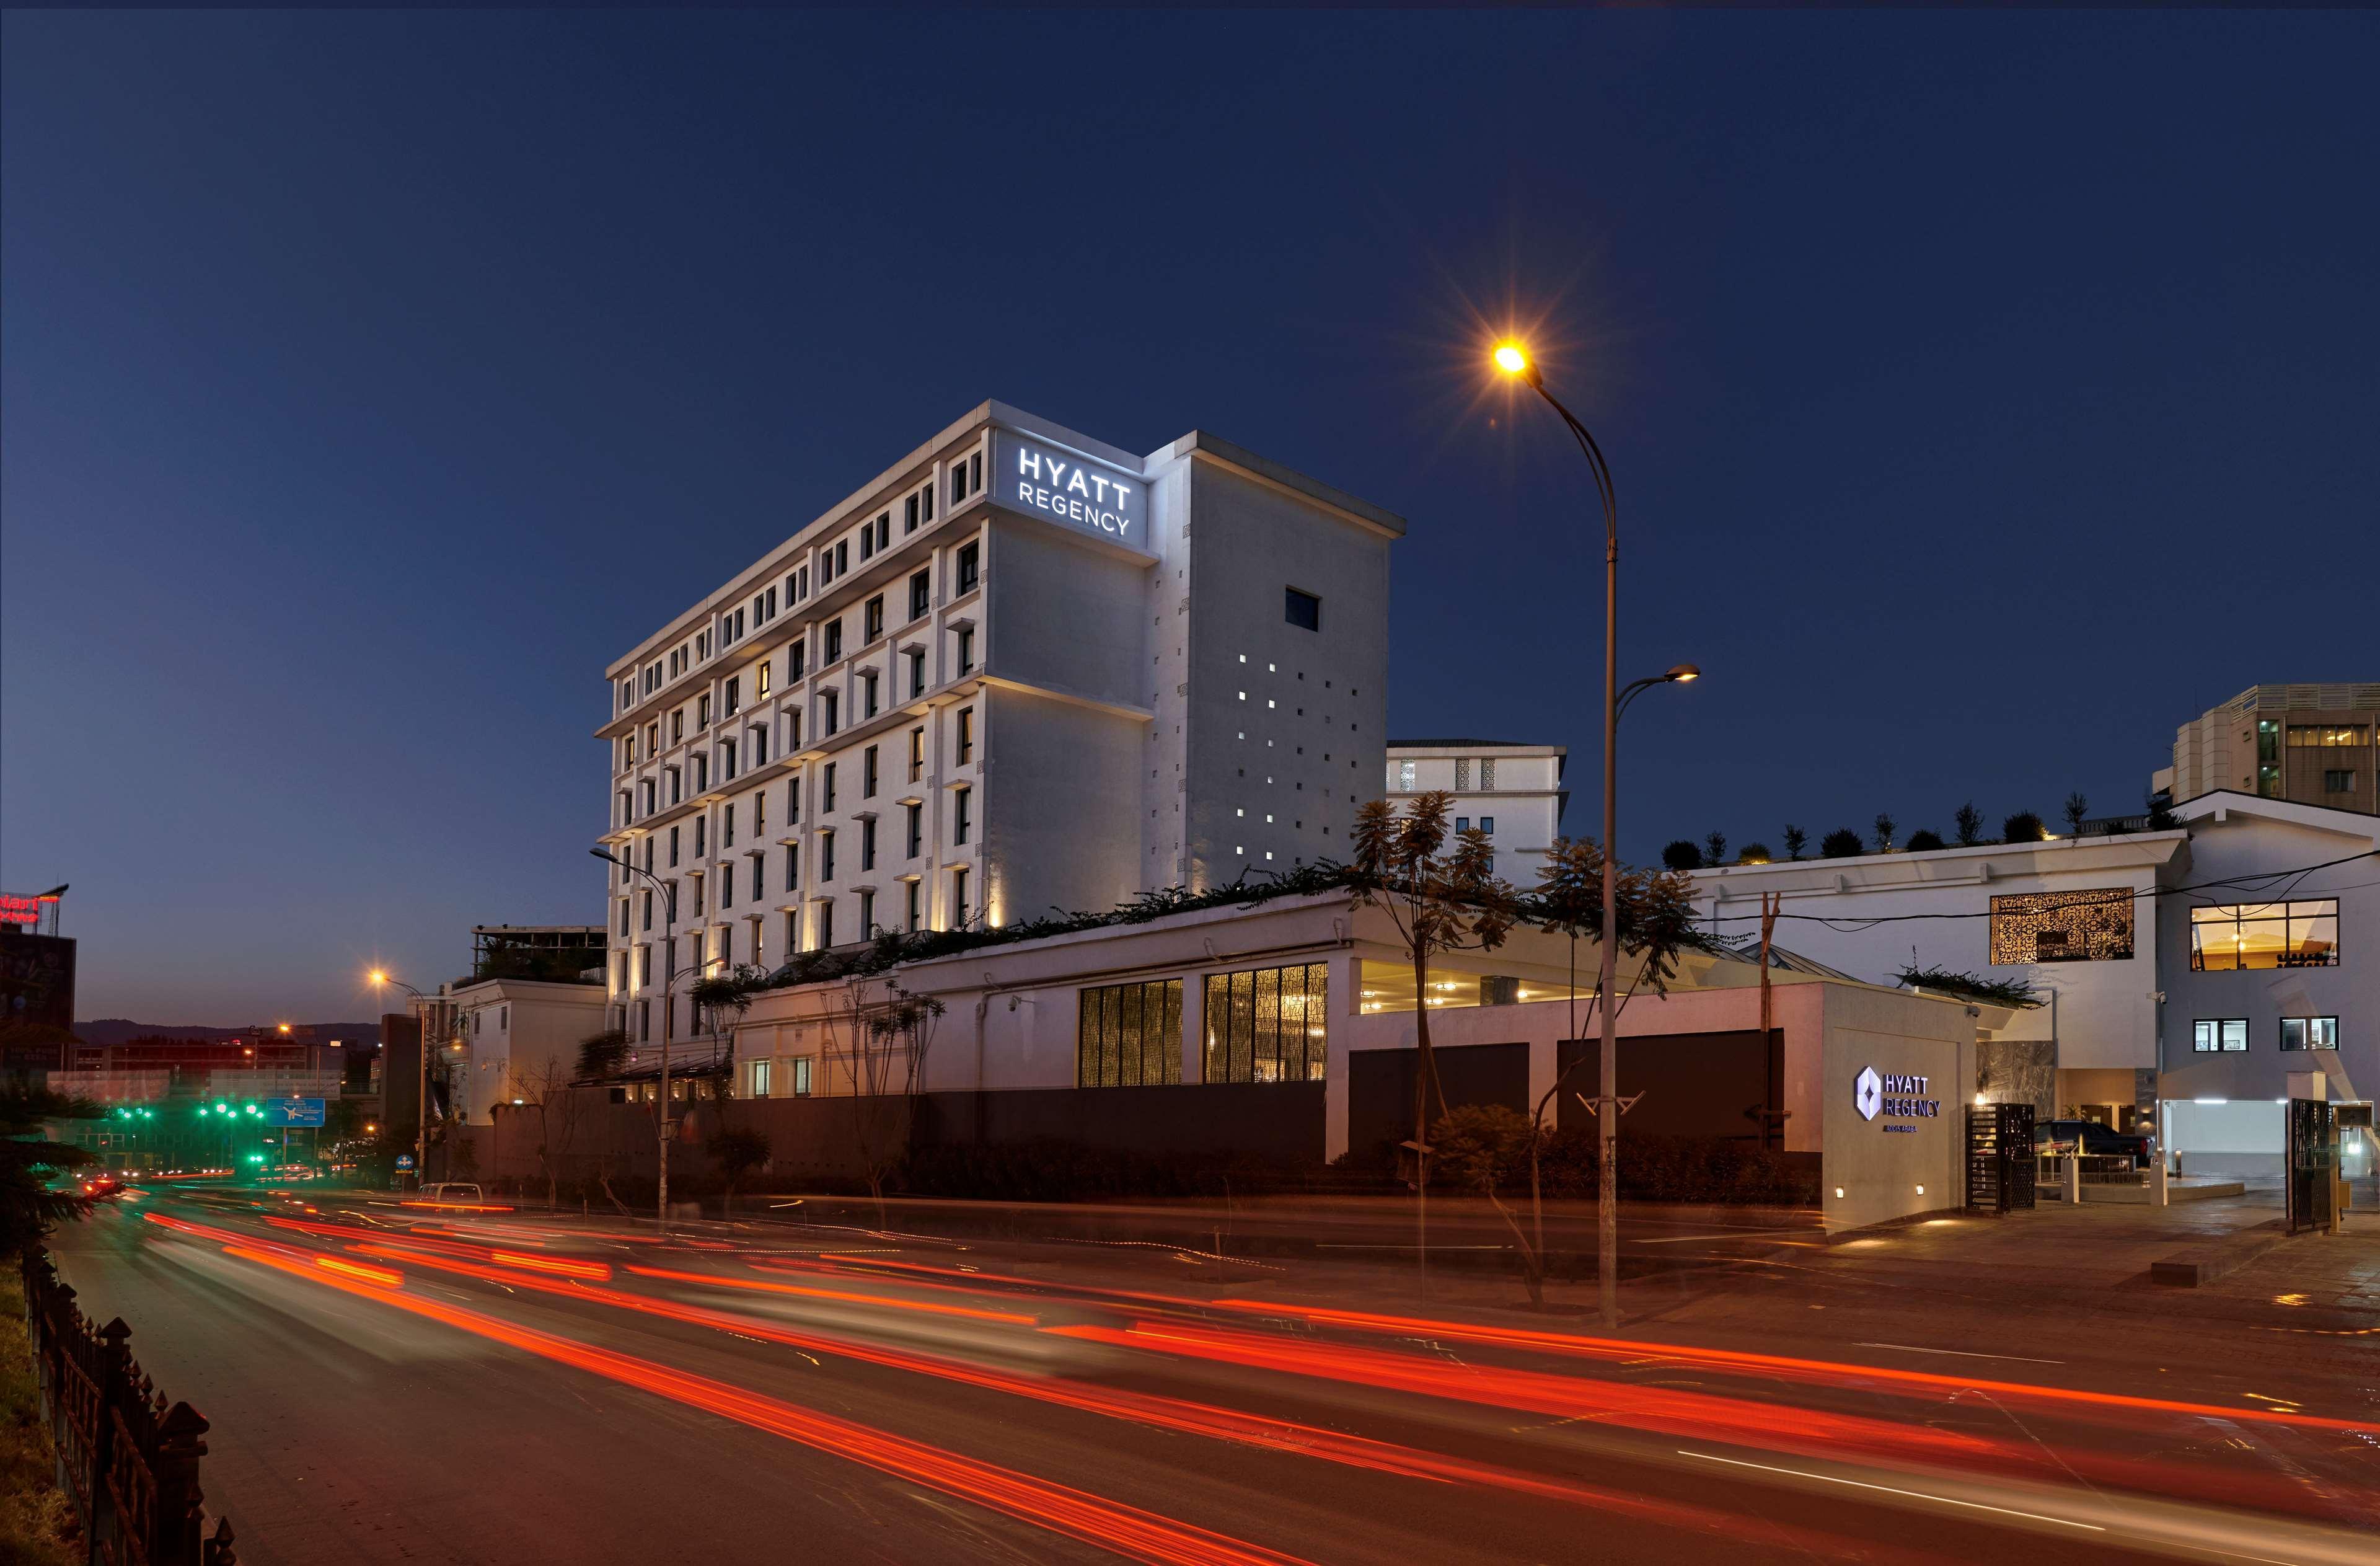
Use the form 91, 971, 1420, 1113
905, 492, 922, 534
2289, 724, 2371, 748
956, 707, 974, 765
953, 787, 972, 846
1078, 979, 1184, 1088
641, 891, 653, 932
1988, 888, 2136, 964
824, 621, 843, 663
1284, 587, 1320, 632
725, 678, 741, 717
860, 817, 877, 872
1454, 758, 1470, 790
906, 802, 922, 858
820, 832, 835, 882
1480, 758, 1496, 790
1203, 962, 1329, 1084
862, 671, 879, 719
823, 761, 837, 812
2188, 900, 2339, 970
858, 887, 876, 939
2192, 1019, 2249, 1053
1390, 760, 1414, 792
1479, 815, 1495, 835
956, 627, 974, 675
865, 595, 884, 643
790, 641, 807, 680
863, 745, 880, 797
699, 693, 712, 727
818, 898, 834, 947
668, 826, 681, 868
909, 650, 925, 699
835, 539, 848, 576
695, 817, 707, 857
789, 777, 801, 825
908, 725, 925, 781
957, 541, 980, 595
791, 1055, 814, 1096
2324, 769, 2357, 794
905, 878, 921, 931
1455, 816, 1469, 833
909, 569, 930, 620
757, 663, 771, 698
2279, 1017, 2340, 1051
785, 844, 799, 893
950, 866, 969, 928
748, 1058, 772, 1097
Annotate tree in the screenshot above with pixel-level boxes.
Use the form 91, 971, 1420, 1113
827, 975, 946, 1224
517, 1059, 588, 1210
1954, 802, 1985, 847
1872, 813, 1897, 853
1505, 838, 1699, 1307
689, 966, 766, 1073
1819, 827, 1864, 859
1, 1082, 100, 1257
1905, 828, 1946, 852
1660, 839, 1703, 870
2145, 790, 2179, 831
576, 1029, 629, 1081
1781, 825, 1807, 861
2002, 811, 2046, 843
710, 1126, 772, 1215
1351, 795, 1517, 1193
1738, 842, 1773, 864
1701, 831, 1728, 868
2063, 792, 2091, 838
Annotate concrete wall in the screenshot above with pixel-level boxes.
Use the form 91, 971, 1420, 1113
1817, 982, 1975, 1231
979, 683, 1145, 932
1178, 450, 1393, 891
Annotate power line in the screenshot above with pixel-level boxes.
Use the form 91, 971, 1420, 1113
1696, 849, 2379, 929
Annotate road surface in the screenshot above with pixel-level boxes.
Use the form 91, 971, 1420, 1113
45, 1182, 2380, 1565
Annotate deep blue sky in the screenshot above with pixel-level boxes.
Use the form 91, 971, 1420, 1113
5, 12, 2375, 1025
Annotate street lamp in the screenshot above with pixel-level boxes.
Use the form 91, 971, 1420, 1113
1494, 340, 1698, 1329
592, 846, 683, 1232
369, 971, 430, 1190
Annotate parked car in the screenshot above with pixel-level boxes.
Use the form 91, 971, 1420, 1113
417, 1182, 483, 1203
2034, 1119, 2154, 1167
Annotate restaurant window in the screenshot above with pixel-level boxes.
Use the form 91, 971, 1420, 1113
2188, 900, 2339, 970
1203, 962, 1329, 1084
2279, 1017, 2340, 1051
1988, 888, 2135, 964
1077, 979, 1184, 1088
2192, 1019, 2249, 1053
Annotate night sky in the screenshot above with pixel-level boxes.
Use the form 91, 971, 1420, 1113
5, 12, 2374, 1025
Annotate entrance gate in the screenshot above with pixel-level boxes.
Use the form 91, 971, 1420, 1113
1966, 1102, 2035, 1213
2286, 1097, 2337, 1235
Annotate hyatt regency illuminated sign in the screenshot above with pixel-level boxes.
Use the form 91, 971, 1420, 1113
990, 430, 1144, 548
1854, 1066, 1940, 1133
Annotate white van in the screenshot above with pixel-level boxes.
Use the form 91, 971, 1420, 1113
417, 1182, 484, 1203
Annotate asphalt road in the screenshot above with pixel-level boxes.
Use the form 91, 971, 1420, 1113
46, 1183, 2380, 1566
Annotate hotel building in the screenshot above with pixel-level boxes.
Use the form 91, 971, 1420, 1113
597, 402, 1403, 1044
1382, 739, 1569, 884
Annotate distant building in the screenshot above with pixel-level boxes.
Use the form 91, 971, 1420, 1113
2163, 683, 2379, 816
1382, 740, 1568, 884
0, 926, 77, 1071
408, 924, 610, 1125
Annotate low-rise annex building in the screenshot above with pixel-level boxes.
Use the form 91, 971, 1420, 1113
1686, 790, 2377, 1179
721, 885, 1980, 1231
1382, 740, 1567, 884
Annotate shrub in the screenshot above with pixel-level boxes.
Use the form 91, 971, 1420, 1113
1782, 826, 1807, 860
2001, 811, 2046, 843
1737, 842, 1773, 864
1818, 828, 1864, 859
1702, 831, 1729, 867
1430, 1104, 1537, 1193
1904, 828, 1946, 852
1954, 802, 1985, 846
1660, 839, 1704, 870
1872, 813, 1897, 852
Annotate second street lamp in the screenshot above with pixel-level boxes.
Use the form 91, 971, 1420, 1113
593, 846, 684, 1232
1493, 340, 1695, 1329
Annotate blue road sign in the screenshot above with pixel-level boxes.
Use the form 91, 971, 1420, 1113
265, 1097, 326, 1127
394, 1153, 415, 1170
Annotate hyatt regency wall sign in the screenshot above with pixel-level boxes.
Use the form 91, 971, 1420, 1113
990, 430, 1145, 549
1854, 1066, 1941, 1133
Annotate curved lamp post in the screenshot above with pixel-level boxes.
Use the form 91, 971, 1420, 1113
368, 970, 430, 1190
1495, 341, 1698, 1327
593, 847, 682, 1232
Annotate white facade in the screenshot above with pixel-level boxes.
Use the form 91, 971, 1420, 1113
599, 402, 1403, 1046
1687, 792, 2378, 1176
1382, 740, 1569, 884
444, 976, 609, 1125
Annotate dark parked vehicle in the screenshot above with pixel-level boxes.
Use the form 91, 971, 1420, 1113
2035, 1119, 2154, 1167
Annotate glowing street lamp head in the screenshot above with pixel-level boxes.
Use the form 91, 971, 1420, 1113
369, 970, 387, 986
1492, 341, 1530, 377
1669, 663, 1701, 683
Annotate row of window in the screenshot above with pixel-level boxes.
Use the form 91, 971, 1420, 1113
1073, 963, 1331, 1089
2187, 900, 2340, 971
1387, 758, 1501, 793
2190, 1017, 2340, 1051
619, 864, 979, 991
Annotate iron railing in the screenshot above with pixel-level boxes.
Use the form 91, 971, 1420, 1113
20, 1247, 239, 1566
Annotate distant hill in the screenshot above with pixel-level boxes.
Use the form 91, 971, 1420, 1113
73, 1019, 382, 1048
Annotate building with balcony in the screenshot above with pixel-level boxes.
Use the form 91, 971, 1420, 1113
1382, 740, 1568, 884
2162, 683, 2379, 816
598, 402, 1404, 1046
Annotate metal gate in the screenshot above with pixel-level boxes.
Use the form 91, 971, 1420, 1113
1967, 1102, 2035, 1213
2286, 1097, 2337, 1235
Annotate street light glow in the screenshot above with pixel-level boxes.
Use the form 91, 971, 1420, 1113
1670, 663, 1701, 683
1492, 342, 1528, 376
369, 970, 387, 985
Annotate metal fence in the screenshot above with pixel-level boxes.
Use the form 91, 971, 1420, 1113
20, 1247, 239, 1566
2037, 1152, 2144, 1187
